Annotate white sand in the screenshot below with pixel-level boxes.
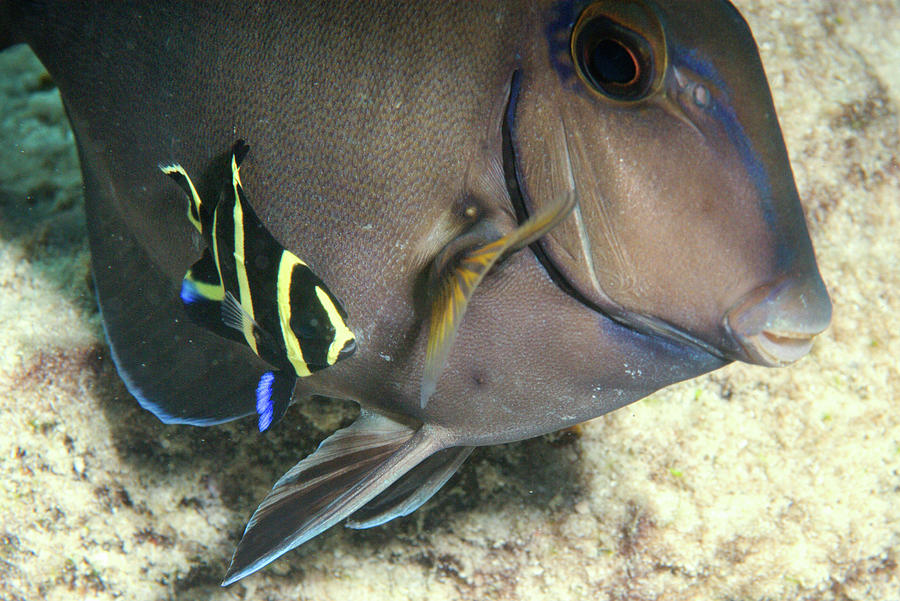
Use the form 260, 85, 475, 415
1, 1, 897, 599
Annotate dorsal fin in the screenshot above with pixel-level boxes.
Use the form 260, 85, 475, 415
160, 163, 205, 233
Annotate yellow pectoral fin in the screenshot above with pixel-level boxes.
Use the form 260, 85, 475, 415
421, 190, 575, 408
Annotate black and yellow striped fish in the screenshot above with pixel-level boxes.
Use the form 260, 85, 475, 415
161, 140, 356, 431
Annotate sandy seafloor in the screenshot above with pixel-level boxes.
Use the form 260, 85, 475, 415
1, 1, 898, 600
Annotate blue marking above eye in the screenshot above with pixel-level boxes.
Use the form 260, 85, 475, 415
255, 371, 276, 432
545, 0, 581, 87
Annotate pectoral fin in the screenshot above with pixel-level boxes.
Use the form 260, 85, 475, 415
222, 411, 441, 585
421, 191, 576, 407
346, 445, 473, 529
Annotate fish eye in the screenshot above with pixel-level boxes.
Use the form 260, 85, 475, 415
295, 317, 335, 341
571, 3, 664, 102
295, 318, 320, 340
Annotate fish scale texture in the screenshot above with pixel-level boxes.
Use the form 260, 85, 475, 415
1, 1, 899, 600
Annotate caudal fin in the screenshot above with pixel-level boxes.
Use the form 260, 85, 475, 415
222, 411, 442, 585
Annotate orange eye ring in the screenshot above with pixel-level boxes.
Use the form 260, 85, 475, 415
571, 1, 667, 103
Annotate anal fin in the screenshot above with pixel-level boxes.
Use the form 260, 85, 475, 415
83, 152, 266, 425
254, 371, 295, 432
222, 411, 442, 585
346, 446, 473, 529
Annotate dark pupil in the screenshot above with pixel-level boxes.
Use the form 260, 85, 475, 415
588, 38, 637, 85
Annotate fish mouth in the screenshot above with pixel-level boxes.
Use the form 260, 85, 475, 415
501, 71, 728, 362
724, 274, 832, 366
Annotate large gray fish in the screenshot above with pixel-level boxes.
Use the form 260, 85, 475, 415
2, 0, 832, 585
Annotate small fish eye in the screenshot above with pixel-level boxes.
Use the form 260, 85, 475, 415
572, 12, 656, 102
295, 317, 335, 341
294, 319, 319, 340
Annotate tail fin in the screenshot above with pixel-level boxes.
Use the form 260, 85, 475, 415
222, 411, 442, 585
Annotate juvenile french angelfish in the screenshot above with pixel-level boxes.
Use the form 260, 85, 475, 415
160, 141, 357, 432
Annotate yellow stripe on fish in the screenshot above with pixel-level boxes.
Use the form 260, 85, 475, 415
161, 140, 357, 431
277, 252, 312, 378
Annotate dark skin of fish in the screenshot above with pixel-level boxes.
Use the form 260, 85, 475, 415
2, 0, 831, 585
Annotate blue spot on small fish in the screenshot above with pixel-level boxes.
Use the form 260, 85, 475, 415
180, 279, 202, 305
256, 371, 276, 432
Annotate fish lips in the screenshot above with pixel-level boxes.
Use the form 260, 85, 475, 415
724, 272, 832, 367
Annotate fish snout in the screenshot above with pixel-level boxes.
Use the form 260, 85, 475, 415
724, 273, 832, 366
